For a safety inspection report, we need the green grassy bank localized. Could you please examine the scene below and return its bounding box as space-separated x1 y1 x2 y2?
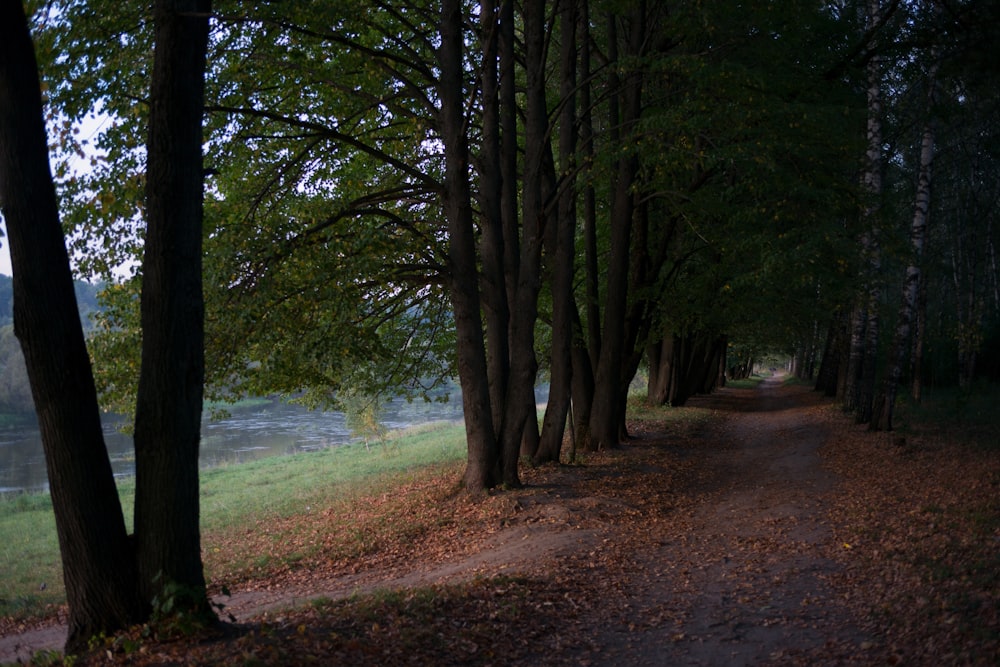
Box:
0 420 467 620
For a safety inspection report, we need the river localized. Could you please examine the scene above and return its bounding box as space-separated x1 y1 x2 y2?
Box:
0 396 466 494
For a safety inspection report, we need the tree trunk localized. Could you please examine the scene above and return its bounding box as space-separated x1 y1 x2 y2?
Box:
497 0 548 486
814 312 843 396
871 59 937 431
848 0 885 422
910 272 926 402
477 0 511 437
0 5 146 651
647 337 672 405
440 0 500 492
589 6 644 449
571 304 597 452
579 0 601 372
537 0 578 464
133 0 213 613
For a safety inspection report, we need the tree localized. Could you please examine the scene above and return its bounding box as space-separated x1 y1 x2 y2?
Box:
585 3 647 450
535 0 579 464
0 2 146 650
439 0 501 492
132 0 214 612
0 0 214 650
870 44 938 431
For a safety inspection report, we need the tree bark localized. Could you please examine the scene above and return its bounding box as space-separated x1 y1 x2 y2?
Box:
133 0 213 613
871 57 937 431
846 0 884 421
537 0 579 464
0 4 146 651
910 272 926 401
589 6 644 449
477 0 511 437
579 0 601 373
814 312 843 396
440 0 501 493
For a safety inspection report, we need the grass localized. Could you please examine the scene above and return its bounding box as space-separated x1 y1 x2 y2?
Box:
726 375 765 389
0 420 467 620
625 393 716 427
0 494 62 616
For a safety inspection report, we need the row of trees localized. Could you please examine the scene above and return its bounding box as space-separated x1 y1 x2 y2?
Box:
804 0 1000 431
2 0 996 653
46 0 863 485
1 0 213 651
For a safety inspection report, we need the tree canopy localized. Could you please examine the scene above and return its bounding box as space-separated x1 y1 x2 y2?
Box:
25 0 1000 471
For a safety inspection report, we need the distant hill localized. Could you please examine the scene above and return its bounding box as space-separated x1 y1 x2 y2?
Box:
0 274 102 330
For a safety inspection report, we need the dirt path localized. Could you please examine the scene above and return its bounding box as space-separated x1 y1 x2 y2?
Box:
586 374 873 666
2 375 877 665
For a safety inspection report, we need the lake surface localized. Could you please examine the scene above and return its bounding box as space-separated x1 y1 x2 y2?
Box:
0 397 465 494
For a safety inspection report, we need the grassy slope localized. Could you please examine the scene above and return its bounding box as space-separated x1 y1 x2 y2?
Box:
0 421 467 619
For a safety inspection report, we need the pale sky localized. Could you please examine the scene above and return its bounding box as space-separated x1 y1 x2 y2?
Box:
0 224 10 276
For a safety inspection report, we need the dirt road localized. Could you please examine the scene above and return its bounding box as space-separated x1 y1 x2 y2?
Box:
586 374 874 665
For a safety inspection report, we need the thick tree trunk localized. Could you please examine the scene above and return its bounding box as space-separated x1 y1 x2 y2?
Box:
589 7 644 449
133 0 213 613
498 0 548 485
0 5 146 652
537 0 578 464
477 0 511 436
647 337 672 405
440 0 500 493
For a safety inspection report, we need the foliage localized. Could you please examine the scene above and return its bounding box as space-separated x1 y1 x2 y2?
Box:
635 0 862 348
341 390 389 452
147 573 220 639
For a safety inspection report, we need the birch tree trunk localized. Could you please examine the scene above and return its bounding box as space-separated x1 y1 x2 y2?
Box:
846 0 884 422
871 76 936 430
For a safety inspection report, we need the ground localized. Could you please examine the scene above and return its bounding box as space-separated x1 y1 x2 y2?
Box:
2 375 998 665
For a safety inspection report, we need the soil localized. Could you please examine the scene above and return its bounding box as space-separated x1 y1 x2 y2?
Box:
2 374 997 665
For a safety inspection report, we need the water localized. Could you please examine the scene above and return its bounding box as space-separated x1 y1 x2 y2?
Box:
0 397 465 494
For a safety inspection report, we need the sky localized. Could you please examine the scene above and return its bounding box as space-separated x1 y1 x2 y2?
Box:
0 231 10 276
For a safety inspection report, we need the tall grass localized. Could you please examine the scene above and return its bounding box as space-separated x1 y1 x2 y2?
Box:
0 421 467 620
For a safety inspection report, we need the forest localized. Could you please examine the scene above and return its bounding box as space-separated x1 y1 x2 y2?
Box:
0 0 998 658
